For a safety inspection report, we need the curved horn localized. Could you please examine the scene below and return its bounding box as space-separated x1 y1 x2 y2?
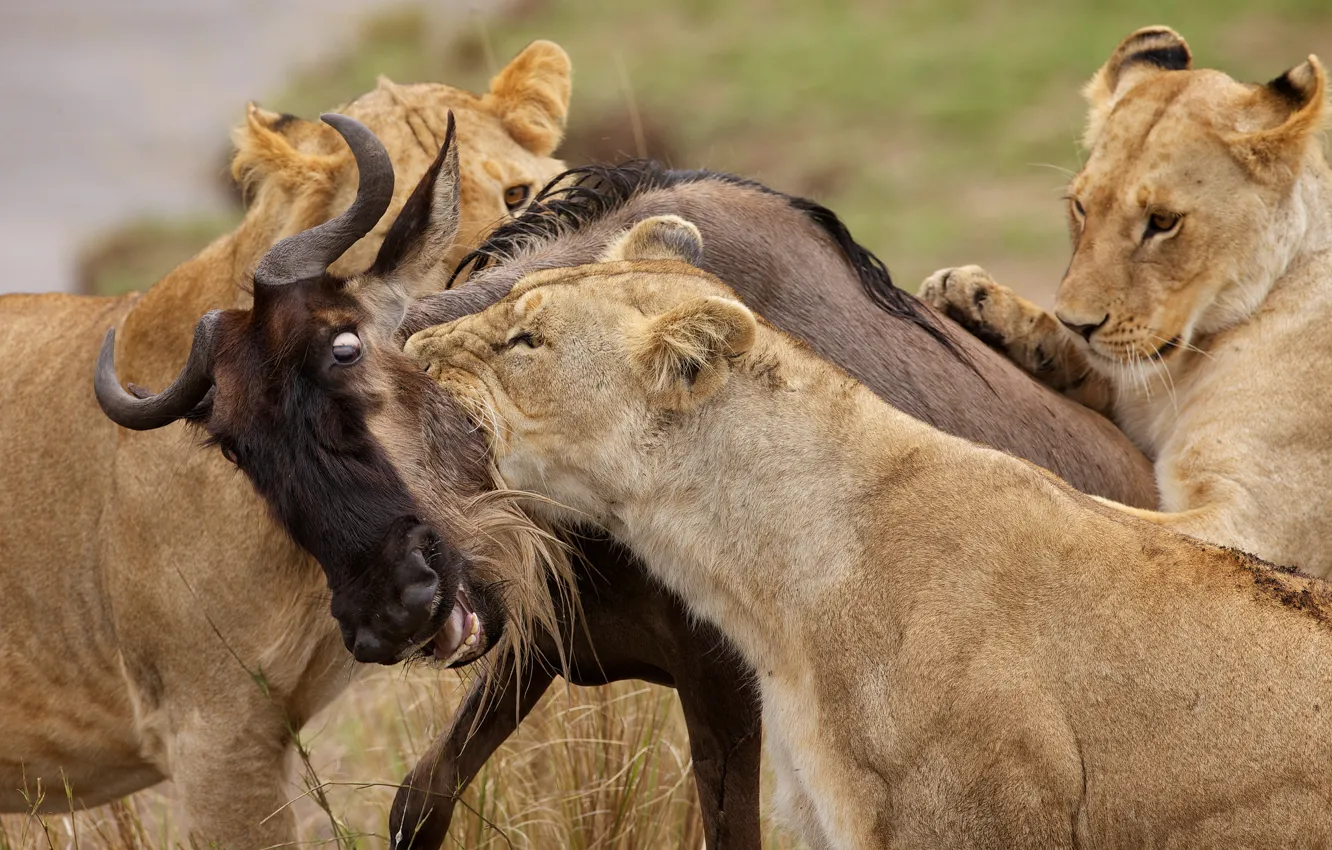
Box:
94 310 221 430
398 280 516 341
253 113 396 288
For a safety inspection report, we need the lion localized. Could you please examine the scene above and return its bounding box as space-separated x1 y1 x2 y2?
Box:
917 26 1332 578
0 41 570 846
407 214 1332 849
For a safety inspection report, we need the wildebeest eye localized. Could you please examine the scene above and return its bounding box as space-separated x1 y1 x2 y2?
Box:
504 184 531 212
332 331 363 365
219 441 240 466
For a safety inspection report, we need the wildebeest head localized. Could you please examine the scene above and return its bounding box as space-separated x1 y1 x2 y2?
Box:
93 114 547 666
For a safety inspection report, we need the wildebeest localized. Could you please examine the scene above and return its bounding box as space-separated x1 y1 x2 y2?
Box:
388 159 1159 849
1 42 572 847
97 114 522 667
98 117 1157 845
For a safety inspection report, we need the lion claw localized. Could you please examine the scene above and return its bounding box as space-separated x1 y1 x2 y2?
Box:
918 265 1006 331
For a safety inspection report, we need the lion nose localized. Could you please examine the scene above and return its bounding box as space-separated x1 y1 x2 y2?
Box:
1057 312 1108 342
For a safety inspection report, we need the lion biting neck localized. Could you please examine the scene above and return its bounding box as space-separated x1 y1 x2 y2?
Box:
409 215 1332 849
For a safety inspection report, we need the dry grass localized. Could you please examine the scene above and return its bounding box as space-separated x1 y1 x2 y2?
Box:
0 670 803 849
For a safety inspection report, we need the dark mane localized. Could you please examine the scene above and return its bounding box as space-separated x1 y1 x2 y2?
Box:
450 161 960 355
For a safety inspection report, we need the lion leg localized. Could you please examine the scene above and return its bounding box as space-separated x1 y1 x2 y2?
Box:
918 265 1113 413
390 650 555 849
765 736 836 850
170 712 295 848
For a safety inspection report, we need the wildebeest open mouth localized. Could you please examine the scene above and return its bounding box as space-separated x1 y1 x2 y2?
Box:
423 587 487 667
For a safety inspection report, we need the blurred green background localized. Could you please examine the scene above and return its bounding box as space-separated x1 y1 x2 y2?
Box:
80 0 1332 303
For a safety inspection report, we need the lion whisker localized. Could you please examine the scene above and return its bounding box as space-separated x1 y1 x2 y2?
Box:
1154 348 1181 416
1148 331 1214 362
1030 162 1079 179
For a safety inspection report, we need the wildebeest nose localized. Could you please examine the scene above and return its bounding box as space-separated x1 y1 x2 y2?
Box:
351 629 398 665
340 548 439 665
397 547 440 622
1057 313 1109 341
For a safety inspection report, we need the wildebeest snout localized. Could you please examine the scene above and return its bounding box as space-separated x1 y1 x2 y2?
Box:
333 518 446 665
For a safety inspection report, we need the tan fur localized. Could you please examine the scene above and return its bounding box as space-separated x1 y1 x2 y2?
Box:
919 28 1332 577
480 39 572 157
409 216 1332 848
0 43 570 847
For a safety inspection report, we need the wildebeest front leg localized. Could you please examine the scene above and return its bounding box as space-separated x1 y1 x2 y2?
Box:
393 539 764 849
557 543 763 848
672 632 763 849
389 648 555 848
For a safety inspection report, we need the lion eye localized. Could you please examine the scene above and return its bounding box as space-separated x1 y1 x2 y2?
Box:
504 185 531 212
1071 198 1086 220
332 331 363 365
505 330 541 349
1145 210 1182 239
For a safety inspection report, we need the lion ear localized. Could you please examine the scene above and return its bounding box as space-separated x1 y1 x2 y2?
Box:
241 103 317 139
635 296 756 410
1082 27 1192 147
230 102 341 200
1229 56 1327 180
484 40 572 157
601 215 705 266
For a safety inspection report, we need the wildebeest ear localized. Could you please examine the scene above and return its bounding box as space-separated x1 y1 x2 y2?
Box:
1082 27 1192 147
635 295 756 410
370 111 461 285
601 215 704 266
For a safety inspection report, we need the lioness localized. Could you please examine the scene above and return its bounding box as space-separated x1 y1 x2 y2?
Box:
408 215 1332 849
919 26 1332 577
0 42 570 845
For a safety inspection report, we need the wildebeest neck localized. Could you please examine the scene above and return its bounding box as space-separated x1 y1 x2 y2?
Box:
401 164 945 342
403 163 1156 507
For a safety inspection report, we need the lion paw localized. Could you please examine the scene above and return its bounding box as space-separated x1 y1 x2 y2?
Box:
918 265 1024 349
918 264 1002 324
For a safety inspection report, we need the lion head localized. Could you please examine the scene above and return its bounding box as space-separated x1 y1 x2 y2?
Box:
405 215 757 524
230 40 572 290
1056 26 1327 371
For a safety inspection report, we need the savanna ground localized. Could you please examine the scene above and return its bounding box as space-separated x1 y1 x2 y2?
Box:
18 0 1332 847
